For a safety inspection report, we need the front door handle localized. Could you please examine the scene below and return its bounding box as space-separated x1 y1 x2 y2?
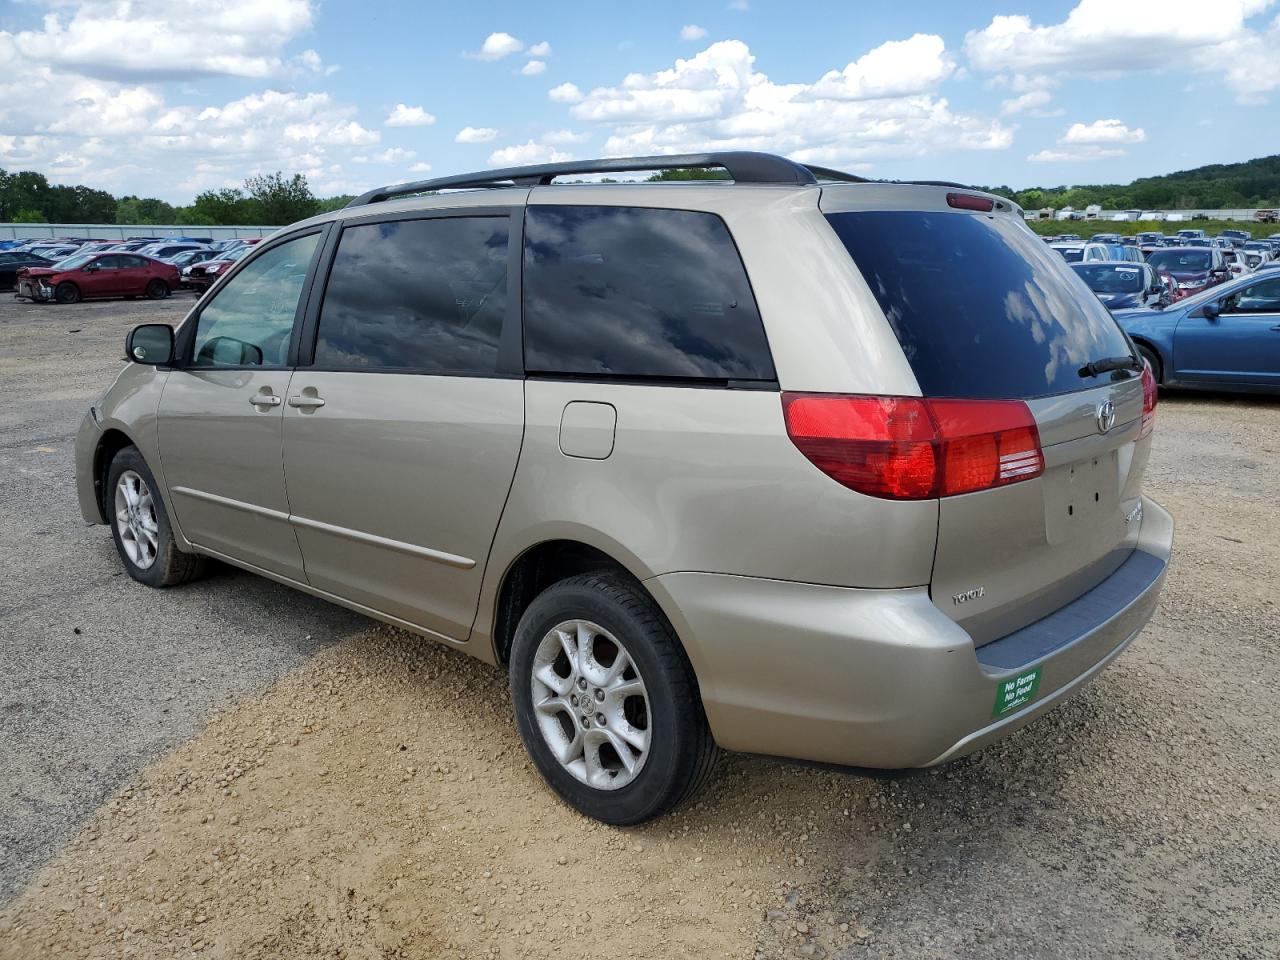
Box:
248 393 281 407
287 395 326 409
1270 324 1280 332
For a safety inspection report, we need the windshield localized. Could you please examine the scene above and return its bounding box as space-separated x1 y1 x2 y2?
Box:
1056 247 1084 263
1074 264 1144 293
826 211 1134 399
53 253 96 270
1148 250 1211 272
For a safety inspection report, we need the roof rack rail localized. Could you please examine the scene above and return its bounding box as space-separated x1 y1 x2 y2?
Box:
803 165 871 184
347 152 823 207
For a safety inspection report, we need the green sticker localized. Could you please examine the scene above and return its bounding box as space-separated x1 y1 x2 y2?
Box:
993 667 1043 717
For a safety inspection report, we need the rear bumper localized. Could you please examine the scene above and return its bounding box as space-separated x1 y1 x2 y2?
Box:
648 495 1173 769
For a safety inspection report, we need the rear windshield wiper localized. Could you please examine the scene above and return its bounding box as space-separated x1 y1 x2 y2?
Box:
1078 356 1142 379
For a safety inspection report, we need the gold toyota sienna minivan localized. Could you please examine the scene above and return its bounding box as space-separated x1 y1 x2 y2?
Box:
76 153 1173 824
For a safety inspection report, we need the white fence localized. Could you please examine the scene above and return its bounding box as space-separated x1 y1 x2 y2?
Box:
0 222 276 241
1025 208 1275 223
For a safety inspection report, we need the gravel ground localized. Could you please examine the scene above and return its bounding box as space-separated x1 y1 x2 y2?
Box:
0 294 360 902
0 295 1277 959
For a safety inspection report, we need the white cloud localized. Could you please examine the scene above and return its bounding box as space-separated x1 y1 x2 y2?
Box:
455 126 499 143
528 41 552 57
522 60 547 76
468 32 524 61
548 82 584 103
384 103 436 127
1062 119 1146 144
1028 146 1125 163
808 34 954 100
354 147 415 164
680 25 709 41
7 0 315 80
294 49 337 76
965 0 1278 102
408 162 433 174
1001 90 1050 115
542 129 590 144
0 53 382 198
1027 117 1146 162
488 141 573 166
1191 13 1280 103
557 39 1009 172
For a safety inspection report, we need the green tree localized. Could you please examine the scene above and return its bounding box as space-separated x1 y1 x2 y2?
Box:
647 168 730 181
0 170 52 221
173 205 215 226
314 195 355 214
188 188 259 225
13 208 47 223
243 171 317 225
116 196 177 224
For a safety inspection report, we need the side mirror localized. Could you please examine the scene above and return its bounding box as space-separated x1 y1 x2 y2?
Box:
195 336 263 367
1202 301 1220 321
125 323 174 365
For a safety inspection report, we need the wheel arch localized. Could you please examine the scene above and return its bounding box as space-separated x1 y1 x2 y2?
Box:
490 538 649 667
93 427 139 521
1130 335 1165 383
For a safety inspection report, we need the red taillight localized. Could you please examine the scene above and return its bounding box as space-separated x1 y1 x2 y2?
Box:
1139 361 1157 439
782 393 1045 500
946 192 995 212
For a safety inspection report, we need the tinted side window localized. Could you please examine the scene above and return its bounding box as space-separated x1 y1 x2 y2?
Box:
313 216 508 374
523 206 774 381
191 233 319 368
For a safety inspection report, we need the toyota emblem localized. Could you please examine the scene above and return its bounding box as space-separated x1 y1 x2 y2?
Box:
1096 398 1116 434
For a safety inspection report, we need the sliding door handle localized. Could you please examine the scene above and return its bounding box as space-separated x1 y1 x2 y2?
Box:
248 393 281 407
287 395 326 409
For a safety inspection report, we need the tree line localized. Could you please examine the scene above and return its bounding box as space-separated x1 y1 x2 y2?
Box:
982 154 1280 212
0 170 353 226
4 153 1277 225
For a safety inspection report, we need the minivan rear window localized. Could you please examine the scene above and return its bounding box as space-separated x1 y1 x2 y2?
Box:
826 211 1135 399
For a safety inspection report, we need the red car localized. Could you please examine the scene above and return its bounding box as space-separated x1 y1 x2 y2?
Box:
15 252 179 304
185 245 251 292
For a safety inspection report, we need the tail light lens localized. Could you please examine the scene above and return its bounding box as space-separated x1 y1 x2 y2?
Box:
1139 361 1157 439
782 393 1045 500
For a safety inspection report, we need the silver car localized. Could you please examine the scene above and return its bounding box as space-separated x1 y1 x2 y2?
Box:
75 152 1173 824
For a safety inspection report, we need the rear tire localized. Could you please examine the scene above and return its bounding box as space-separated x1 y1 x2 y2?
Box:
509 572 717 825
55 281 80 304
145 279 169 300
1136 343 1162 384
106 446 205 587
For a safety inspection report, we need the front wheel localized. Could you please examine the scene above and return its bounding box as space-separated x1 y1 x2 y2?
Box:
106 446 205 587
55 281 80 304
145 279 169 300
509 572 717 824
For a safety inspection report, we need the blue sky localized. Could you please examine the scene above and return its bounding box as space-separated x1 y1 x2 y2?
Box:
1 0 1277 202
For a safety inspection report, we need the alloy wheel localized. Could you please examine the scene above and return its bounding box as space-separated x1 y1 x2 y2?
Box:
114 469 159 570
530 619 651 790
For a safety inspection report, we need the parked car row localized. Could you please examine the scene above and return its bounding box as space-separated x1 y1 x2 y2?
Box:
6 234 266 302
1049 230 1279 313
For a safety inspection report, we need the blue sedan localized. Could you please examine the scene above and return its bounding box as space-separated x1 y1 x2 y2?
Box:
1114 272 1280 393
